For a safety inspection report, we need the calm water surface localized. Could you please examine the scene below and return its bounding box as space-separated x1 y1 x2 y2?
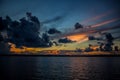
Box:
0 57 120 80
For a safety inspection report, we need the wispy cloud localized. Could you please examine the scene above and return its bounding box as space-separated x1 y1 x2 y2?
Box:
81 10 114 24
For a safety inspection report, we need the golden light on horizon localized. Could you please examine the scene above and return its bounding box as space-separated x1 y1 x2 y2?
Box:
9 42 43 53
10 43 25 53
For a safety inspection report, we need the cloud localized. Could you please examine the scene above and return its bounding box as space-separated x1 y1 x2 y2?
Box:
47 28 61 34
58 37 75 43
81 10 114 24
0 13 53 47
42 16 64 24
91 17 120 28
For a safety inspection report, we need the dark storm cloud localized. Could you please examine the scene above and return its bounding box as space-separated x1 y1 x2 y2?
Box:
47 28 61 34
58 37 75 43
0 13 54 47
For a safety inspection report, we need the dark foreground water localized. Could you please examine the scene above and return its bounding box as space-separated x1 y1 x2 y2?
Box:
0 57 120 80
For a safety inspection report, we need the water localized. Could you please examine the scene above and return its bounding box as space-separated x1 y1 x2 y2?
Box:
0 56 120 80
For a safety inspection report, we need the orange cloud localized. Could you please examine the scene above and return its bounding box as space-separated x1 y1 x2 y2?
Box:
9 42 43 53
67 34 88 43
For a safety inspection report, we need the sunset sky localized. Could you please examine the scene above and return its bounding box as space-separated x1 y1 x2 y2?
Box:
0 0 120 52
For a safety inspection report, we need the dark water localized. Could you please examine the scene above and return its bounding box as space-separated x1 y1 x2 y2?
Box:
0 57 120 80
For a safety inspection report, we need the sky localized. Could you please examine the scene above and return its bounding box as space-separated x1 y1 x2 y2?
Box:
0 0 120 29
0 0 120 51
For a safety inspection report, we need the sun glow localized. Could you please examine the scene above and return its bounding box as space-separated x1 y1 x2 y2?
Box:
67 34 88 43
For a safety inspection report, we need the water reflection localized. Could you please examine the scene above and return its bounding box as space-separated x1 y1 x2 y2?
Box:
0 57 36 80
0 57 120 80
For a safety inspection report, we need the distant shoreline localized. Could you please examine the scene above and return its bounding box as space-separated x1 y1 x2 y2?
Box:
0 54 120 57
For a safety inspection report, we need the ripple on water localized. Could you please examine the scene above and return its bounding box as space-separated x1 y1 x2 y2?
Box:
1 57 120 80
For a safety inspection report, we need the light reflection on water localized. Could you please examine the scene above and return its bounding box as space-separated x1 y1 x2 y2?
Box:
1 57 120 80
